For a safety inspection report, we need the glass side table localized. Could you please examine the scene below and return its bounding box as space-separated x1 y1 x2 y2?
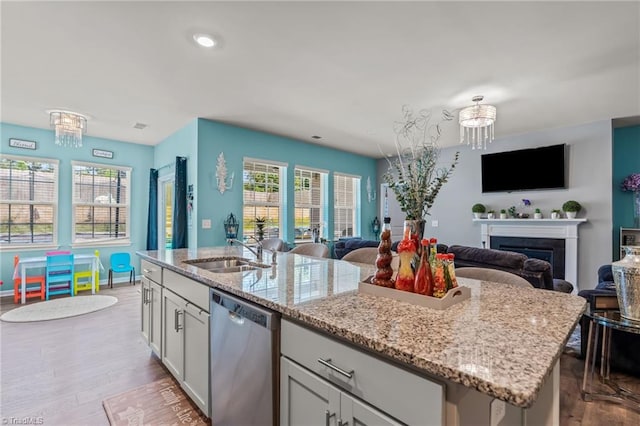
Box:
581 309 640 412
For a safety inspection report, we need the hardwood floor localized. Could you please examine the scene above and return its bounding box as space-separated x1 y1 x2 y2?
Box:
1 284 639 425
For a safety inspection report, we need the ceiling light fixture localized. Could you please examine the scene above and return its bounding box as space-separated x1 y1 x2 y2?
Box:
193 33 216 48
459 95 497 150
48 110 88 148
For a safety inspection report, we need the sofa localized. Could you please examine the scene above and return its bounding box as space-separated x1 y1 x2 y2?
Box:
333 237 448 259
578 265 640 376
446 245 573 293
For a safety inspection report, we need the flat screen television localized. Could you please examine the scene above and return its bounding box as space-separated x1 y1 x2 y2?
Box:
481 144 566 193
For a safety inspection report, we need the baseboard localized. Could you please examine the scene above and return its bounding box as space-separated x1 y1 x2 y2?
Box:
0 275 142 298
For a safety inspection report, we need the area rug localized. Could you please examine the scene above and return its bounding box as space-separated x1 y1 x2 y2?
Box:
0 295 118 323
103 377 209 426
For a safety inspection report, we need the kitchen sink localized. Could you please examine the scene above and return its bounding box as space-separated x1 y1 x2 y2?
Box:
185 257 270 273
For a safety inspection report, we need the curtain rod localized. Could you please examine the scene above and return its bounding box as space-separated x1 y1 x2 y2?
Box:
156 156 188 171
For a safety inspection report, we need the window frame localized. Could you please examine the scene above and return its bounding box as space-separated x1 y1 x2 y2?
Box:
333 172 361 239
0 154 59 251
294 166 328 243
242 158 286 241
71 160 132 247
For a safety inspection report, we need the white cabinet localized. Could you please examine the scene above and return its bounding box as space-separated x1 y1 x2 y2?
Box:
161 287 210 417
281 357 401 426
281 320 444 426
149 280 162 355
162 288 184 379
141 259 163 357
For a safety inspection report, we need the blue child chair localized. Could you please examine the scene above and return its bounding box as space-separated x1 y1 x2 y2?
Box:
46 253 75 300
109 252 135 288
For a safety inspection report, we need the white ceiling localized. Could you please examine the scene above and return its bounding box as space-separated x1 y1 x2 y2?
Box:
2 1 639 158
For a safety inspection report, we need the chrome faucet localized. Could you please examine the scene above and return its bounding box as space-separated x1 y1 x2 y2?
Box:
228 237 278 264
228 237 263 261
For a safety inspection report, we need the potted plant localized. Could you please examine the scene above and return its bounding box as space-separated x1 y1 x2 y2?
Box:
551 209 561 219
562 200 582 219
383 107 459 238
534 208 542 219
472 203 486 219
487 209 496 219
500 209 508 219
255 216 267 240
508 206 517 218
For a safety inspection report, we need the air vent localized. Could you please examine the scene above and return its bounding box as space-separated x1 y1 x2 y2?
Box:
311 135 322 139
133 122 148 130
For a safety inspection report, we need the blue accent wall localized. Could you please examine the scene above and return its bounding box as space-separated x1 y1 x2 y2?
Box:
195 119 378 248
0 123 154 292
154 119 199 248
613 125 640 259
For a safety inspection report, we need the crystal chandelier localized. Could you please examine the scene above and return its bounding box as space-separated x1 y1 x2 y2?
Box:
459 96 497 150
49 110 87 148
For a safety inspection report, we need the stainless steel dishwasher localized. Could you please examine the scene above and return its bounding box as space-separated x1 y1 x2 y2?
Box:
210 289 280 426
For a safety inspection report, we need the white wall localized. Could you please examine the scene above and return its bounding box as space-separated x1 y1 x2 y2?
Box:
378 120 613 291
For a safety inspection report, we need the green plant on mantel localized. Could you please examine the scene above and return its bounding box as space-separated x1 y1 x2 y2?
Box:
500 209 507 214
508 206 517 218
551 209 562 214
471 203 486 213
562 200 582 213
535 208 541 214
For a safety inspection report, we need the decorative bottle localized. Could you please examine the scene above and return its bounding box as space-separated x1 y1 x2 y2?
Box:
395 226 417 292
414 239 434 296
445 254 458 289
432 254 447 298
373 217 394 288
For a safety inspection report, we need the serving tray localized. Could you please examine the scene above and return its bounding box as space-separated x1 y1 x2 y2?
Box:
359 276 471 310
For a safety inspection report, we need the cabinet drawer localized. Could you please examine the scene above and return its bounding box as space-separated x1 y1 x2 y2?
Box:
164 269 209 313
281 319 444 426
141 259 163 284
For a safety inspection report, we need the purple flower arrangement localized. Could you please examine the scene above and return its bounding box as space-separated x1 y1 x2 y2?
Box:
621 173 640 192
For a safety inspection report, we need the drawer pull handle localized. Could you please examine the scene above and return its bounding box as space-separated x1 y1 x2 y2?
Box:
318 358 354 379
143 268 154 274
325 410 336 426
339 420 349 426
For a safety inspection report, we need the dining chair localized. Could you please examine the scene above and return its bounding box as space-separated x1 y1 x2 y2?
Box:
261 238 285 252
455 267 533 288
341 247 379 264
109 252 135 288
13 255 46 303
74 250 100 295
46 253 75 300
288 243 330 258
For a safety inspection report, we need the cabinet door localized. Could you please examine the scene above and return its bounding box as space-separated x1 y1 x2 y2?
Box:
141 277 150 344
280 357 339 426
149 280 163 356
182 302 210 417
162 289 184 380
340 393 403 426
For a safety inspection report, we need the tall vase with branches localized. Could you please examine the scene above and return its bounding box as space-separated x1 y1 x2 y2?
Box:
383 106 460 239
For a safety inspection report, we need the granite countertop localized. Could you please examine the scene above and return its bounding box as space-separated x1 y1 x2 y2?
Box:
137 246 586 409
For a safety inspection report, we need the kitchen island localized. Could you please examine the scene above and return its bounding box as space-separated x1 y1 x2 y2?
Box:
137 246 586 425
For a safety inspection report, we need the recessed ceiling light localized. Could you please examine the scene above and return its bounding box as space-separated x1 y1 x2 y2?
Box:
193 33 216 48
311 135 322 139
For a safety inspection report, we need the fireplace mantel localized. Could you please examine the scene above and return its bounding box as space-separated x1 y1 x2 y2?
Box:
473 218 588 290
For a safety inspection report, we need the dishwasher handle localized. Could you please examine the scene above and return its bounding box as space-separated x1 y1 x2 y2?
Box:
211 290 278 330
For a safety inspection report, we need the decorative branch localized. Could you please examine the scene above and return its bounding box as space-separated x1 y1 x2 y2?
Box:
215 152 234 194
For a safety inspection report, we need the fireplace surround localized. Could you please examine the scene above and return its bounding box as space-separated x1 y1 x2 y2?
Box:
476 218 587 290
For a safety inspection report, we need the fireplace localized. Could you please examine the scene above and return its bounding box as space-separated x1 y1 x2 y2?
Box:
477 218 586 291
490 236 566 279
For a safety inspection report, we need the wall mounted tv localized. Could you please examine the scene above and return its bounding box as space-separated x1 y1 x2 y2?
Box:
481 143 566 193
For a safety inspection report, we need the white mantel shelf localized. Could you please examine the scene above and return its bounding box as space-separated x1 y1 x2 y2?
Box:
472 218 588 224
473 217 588 291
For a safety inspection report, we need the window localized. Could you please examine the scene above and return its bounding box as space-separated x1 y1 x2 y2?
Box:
0 155 58 248
334 173 360 239
72 161 131 245
294 167 327 242
243 159 285 240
